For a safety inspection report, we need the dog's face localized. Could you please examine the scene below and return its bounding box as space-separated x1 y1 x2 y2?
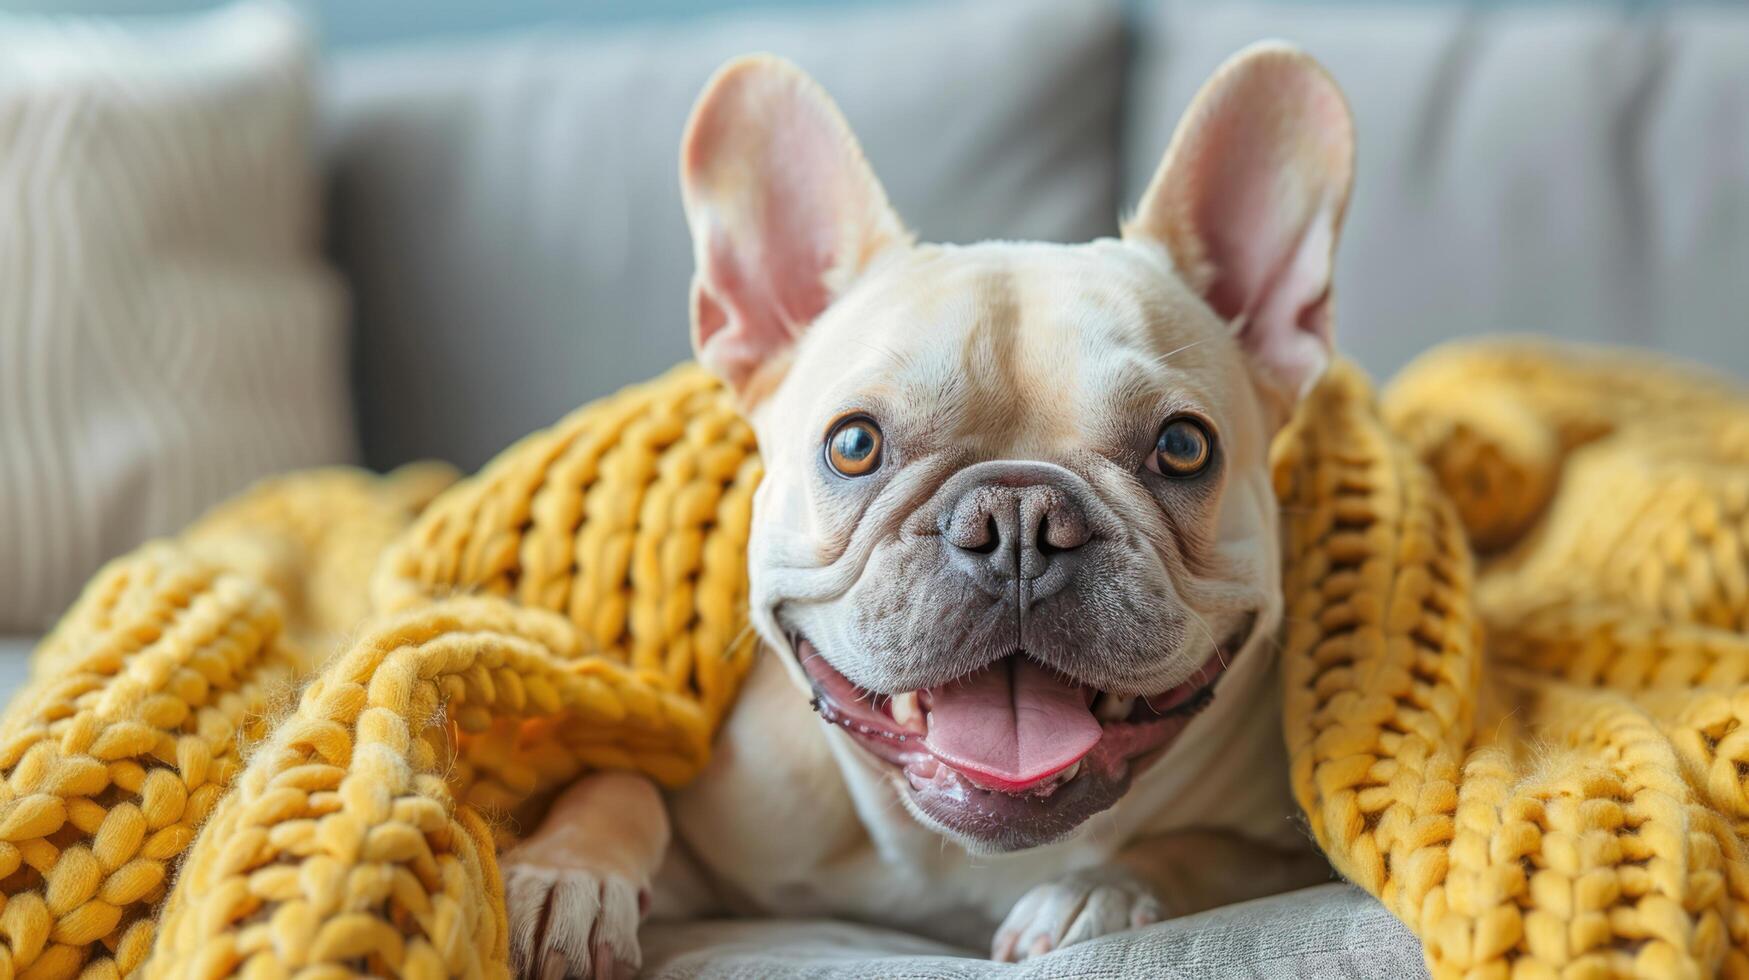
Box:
680 46 1353 853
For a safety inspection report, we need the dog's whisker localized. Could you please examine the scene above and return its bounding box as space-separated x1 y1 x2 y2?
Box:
1183 606 1228 672
727 622 759 655
845 336 908 371
1148 335 1217 369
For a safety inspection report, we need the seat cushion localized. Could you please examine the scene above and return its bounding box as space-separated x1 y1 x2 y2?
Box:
1127 2 1749 382
640 883 1427 979
323 0 1126 471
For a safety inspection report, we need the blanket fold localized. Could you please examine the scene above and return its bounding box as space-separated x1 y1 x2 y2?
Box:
1282 342 1749 979
0 340 1743 978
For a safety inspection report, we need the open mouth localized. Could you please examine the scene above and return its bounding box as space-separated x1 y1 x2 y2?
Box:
790 630 1242 849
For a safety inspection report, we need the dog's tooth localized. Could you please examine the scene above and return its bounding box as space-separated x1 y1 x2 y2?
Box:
890 691 923 730
1060 761 1080 782
1096 695 1136 722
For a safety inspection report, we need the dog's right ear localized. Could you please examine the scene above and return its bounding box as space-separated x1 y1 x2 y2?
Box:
681 55 909 406
1125 43 1354 426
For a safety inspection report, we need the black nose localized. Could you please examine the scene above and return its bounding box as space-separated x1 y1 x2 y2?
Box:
943 469 1093 601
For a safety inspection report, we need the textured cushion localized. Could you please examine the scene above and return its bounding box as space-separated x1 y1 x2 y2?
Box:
0 1 355 631
1127 2 1749 382
640 883 1427 979
323 0 1125 471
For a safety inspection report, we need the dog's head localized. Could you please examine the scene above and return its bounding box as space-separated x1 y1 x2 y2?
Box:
680 45 1353 853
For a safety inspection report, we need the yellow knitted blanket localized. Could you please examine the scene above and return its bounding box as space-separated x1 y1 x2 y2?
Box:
1 339 1744 978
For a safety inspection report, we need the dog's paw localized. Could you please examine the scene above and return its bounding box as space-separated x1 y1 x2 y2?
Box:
504 862 647 980
991 867 1164 963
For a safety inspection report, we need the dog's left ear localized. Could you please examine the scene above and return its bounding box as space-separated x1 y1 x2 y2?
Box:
1125 43 1354 420
681 55 909 407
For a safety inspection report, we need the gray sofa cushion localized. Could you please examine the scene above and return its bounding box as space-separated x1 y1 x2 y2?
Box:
323 0 1125 471
1128 1 1749 382
641 883 1427 979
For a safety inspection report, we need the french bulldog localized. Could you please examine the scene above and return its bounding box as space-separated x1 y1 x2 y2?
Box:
504 40 1356 979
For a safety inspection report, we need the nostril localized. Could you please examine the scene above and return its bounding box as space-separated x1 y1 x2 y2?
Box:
965 515 1000 555
1037 513 1061 556
1040 507 1091 553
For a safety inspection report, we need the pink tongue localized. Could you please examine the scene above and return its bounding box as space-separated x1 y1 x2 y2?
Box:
923 658 1102 792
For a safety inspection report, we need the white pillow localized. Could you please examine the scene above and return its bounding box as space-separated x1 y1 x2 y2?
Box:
0 1 355 631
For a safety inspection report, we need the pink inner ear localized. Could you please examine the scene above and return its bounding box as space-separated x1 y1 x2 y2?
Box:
755 113 840 331
1245 193 1341 395
1190 79 1348 334
692 275 727 340
681 59 903 395
1132 47 1353 405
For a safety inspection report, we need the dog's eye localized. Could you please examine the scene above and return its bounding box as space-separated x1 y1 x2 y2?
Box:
1149 417 1212 478
826 416 883 477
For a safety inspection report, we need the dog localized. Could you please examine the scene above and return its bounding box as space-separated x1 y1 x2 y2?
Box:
503 41 1356 979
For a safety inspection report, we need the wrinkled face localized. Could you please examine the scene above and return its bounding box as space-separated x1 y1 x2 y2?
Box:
680 48 1353 852
748 242 1282 848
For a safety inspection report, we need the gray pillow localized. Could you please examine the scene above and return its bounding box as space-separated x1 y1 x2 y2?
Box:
1128 1 1749 382
324 0 1125 471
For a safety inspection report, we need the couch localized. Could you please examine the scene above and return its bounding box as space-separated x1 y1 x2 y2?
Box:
2 0 1746 974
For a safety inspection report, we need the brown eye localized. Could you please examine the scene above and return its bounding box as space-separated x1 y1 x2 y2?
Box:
826 416 883 477
1150 417 1212 478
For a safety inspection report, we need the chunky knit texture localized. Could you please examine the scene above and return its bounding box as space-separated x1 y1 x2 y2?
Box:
0 464 453 979
1282 341 1749 978
1 342 1743 977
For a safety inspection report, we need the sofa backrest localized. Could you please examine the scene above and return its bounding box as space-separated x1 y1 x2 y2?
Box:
323 0 1126 471
325 0 1749 472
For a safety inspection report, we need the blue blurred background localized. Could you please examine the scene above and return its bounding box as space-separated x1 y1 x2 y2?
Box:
21 0 917 43
6 0 1726 46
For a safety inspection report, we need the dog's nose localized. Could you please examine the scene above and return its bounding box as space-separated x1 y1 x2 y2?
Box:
942 466 1093 600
